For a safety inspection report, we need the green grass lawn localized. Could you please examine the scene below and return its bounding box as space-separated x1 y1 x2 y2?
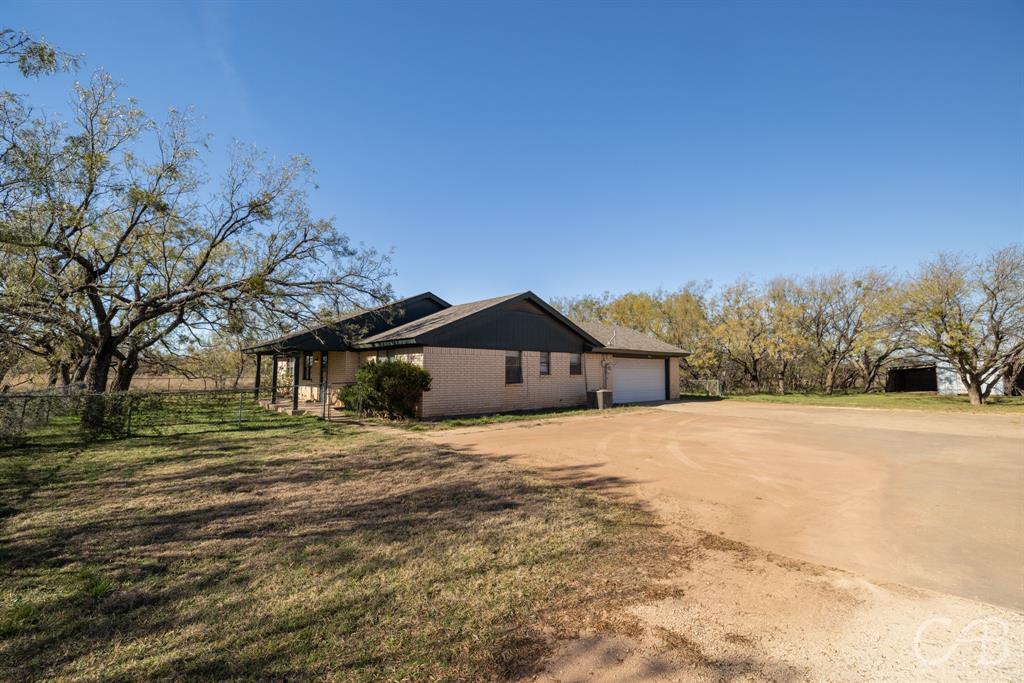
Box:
695 391 1024 413
0 412 677 680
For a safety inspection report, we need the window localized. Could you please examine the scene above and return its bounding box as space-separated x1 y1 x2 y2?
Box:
505 350 522 384
539 351 550 375
302 352 314 381
569 352 582 375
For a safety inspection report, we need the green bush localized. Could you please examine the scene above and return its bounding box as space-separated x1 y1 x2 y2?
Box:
341 359 431 419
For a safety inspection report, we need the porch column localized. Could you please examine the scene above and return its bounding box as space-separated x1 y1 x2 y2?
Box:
253 353 262 400
269 354 278 404
318 351 326 401
292 350 301 411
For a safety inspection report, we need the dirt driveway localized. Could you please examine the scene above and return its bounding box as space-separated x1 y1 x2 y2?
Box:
425 401 1024 611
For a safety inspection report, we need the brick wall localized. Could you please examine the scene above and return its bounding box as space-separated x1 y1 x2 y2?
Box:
418 348 611 418
283 347 677 415
668 358 680 399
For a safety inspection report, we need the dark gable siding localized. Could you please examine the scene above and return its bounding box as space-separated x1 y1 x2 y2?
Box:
419 299 589 353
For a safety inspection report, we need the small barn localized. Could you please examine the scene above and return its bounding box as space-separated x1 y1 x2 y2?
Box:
885 362 1007 396
885 364 938 392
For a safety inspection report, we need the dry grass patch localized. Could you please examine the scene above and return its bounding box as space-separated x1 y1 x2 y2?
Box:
1 419 678 681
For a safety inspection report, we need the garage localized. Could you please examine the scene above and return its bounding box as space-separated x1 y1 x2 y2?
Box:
612 357 666 403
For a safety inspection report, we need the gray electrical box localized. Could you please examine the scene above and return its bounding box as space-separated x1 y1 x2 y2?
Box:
587 389 613 409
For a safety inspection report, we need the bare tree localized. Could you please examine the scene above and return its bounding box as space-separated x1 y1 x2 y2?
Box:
903 246 1024 405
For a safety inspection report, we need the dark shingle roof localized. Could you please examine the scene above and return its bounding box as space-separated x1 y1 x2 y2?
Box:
356 293 525 345
243 292 449 353
574 320 687 356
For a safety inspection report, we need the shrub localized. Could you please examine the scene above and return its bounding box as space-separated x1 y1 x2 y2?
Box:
342 359 431 419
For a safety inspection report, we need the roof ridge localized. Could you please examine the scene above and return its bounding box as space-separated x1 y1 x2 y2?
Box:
244 292 446 351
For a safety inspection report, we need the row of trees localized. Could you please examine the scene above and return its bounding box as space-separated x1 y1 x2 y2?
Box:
555 245 1024 405
0 30 392 405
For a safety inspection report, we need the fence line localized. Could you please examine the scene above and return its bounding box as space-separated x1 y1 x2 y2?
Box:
680 378 722 397
0 387 283 446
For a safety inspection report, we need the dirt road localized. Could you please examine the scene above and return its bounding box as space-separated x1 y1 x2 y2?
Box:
423 401 1024 680
426 401 1023 611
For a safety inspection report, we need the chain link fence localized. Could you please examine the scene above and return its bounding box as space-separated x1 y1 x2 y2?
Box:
680 378 722 397
0 387 280 446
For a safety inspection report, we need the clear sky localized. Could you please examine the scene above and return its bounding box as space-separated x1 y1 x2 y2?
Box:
5 0 1022 304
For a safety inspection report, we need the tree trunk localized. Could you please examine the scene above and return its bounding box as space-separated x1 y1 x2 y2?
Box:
84 349 114 393
749 357 761 393
823 365 837 395
966 377 984 405
112 350 140 392
862 364 880 393
72 357 90 385
81 346 116 430
1002 364 1022 396
775 358 788 395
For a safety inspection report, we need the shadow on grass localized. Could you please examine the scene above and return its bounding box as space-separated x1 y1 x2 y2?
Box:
0 424 686 680
1 414 806 681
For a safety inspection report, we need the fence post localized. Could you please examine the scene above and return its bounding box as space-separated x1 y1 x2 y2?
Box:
19 397 28 435
321 381 327 420
238 391 244 429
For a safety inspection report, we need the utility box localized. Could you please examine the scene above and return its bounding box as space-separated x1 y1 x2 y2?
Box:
587 389 613 410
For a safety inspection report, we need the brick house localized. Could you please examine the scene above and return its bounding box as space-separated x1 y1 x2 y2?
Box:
245 291 686 418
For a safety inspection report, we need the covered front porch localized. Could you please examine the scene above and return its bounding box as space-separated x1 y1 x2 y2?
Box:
246 347 365 415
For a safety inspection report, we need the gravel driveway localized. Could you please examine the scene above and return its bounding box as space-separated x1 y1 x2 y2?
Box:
426 401 1024 610
424 401 1024 680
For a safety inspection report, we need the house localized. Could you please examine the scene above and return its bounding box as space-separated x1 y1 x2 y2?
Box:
244 291 686 418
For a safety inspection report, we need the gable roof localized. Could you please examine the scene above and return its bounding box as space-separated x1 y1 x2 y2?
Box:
356 291 604 349
244 292 450 354
574 320 688 356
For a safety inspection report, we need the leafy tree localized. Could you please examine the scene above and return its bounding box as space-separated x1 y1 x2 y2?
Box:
604 292 663 335
0 28 78 78
796 271 892 395
711 279 771 391
903 246 1024 405
0 72 392 406
850 272 910 392
550 293 611 323
763 278 808 394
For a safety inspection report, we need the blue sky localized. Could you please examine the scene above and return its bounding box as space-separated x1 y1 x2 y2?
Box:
6 0 1022 304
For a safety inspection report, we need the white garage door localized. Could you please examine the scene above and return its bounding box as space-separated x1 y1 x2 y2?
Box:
613 357 665 403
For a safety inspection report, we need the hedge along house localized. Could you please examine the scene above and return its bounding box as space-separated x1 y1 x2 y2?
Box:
244 291 686 418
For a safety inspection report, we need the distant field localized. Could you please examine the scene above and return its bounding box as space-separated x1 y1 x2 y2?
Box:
695 392 1024 413
4 374 256 392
